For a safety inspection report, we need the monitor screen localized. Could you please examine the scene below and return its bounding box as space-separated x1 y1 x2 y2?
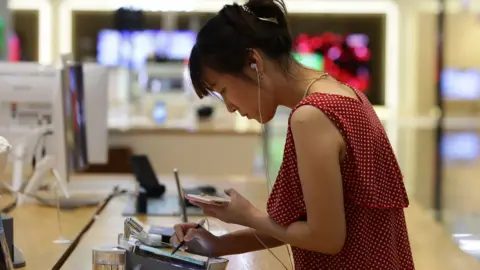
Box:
293 33 371 93
441 68 480 100
441 132 480 162
96 29 196 68
63 63 88 173
97 29 122 67
164 31 196 60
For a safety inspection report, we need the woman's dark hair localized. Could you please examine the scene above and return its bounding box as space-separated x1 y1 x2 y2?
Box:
189 0 292 98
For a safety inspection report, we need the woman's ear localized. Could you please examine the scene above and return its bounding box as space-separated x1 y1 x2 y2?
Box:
246 48 265 75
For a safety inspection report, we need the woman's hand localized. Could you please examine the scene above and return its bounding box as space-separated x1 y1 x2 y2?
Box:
170 223 222 257
188 189 263 227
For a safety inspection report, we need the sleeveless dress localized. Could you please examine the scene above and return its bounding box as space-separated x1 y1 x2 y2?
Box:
266 88 414 269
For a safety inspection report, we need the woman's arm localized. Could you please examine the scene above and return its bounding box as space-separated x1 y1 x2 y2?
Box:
215 228 285 256
246 105 347 255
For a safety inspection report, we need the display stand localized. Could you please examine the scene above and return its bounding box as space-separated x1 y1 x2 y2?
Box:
18 155 69 206
9 125 53 192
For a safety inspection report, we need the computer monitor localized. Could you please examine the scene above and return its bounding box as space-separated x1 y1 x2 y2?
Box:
58 62 89 180
0 62 108 165
0 63 61 190
20 63 88 203
0 62 56 104
82 63 108 165
16 63 105 209
13 66 71 202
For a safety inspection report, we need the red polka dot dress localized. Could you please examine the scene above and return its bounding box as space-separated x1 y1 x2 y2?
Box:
266 88 414 269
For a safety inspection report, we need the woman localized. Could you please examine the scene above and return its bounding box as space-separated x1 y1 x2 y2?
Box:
171 0 414 269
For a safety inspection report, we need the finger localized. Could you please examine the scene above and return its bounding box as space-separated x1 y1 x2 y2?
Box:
189 200 214 209
224 188 236 196
189 200 224 209
172 224 184 243
188 200 202 207
184 228 202 242
173 223 196 242
170 233 180 247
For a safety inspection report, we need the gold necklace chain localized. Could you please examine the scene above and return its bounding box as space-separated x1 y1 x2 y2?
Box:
303 73 329 99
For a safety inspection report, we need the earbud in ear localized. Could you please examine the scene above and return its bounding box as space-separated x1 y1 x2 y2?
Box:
250 63 258 71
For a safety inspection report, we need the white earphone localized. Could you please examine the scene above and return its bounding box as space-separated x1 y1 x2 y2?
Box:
250 62 271 192
248 61 292 270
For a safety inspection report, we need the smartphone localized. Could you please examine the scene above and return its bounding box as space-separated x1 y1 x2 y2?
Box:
185 194 230 205
0 216 14 270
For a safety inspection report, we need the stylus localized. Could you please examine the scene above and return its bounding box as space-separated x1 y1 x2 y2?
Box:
171 218 206 255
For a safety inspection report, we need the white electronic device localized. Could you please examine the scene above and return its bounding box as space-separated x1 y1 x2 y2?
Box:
184 194 231 205
0 62 56 103
18 62 102 208
0 62 109 191
83 63 109 164
0 62 57 126
0 63 60 191
0 61 109 165
18 64 88 204
0 62 104 208
17 67 71 203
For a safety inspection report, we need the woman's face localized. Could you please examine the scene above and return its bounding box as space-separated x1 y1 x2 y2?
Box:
202 66 277 124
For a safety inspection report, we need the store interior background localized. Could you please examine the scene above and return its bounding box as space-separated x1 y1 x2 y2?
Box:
3 0 480 264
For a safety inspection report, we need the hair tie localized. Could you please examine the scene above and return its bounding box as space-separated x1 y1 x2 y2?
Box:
241 5 279 24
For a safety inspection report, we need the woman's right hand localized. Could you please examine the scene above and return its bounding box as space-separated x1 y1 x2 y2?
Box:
170 223 222 257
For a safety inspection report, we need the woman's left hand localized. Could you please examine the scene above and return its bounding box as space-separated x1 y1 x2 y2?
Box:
188 189 262 227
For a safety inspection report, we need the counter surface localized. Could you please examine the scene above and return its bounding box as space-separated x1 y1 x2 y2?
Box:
63 175 480 270
0 174 479 270
0 194 98 270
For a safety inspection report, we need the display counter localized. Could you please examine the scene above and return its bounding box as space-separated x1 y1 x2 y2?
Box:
0 174 479 269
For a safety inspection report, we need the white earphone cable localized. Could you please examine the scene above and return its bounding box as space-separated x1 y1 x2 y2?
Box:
255 67 293 270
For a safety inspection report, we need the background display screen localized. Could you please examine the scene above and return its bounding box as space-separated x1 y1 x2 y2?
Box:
293 33 371 93
97 29 196 69
441 68 480 100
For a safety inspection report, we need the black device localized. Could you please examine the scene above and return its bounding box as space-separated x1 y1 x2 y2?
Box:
196 106 214 120
0 216 25 269
135 188 149 214
130 155 166 198
0 215 12 270
124 156 219 216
